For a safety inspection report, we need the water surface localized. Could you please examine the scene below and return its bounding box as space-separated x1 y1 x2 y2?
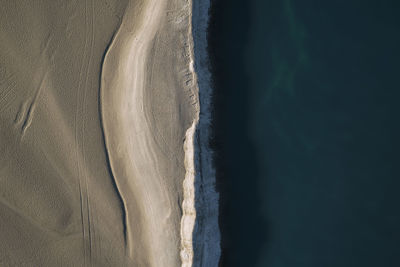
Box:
209 1 400 266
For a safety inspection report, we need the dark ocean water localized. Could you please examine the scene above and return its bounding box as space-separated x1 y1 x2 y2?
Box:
208 1 400 266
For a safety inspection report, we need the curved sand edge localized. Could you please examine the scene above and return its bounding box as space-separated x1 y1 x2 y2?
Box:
100 0 207 266
181 120 198 267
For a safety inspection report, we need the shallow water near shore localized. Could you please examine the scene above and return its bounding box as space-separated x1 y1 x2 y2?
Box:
209 1 400 266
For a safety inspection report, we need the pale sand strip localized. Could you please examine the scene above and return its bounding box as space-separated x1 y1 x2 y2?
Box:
101 0 170 265
101 0 199 266
179 3 199 266
181 121 197 267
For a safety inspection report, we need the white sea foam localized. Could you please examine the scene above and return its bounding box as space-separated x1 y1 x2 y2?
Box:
180 0 221 266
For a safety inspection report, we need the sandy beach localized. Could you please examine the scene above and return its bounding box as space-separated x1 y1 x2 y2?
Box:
0 0 218 266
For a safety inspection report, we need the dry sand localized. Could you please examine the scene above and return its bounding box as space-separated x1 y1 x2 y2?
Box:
0 0 209 266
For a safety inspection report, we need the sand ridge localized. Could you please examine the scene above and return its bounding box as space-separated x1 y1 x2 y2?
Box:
100 0 202 265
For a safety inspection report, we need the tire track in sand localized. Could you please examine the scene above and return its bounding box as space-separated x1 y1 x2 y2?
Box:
73 0 92 264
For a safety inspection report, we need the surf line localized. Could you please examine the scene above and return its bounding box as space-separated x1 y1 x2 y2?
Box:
180 0 221 266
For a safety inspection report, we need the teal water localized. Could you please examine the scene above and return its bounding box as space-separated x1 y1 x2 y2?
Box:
209 1 400 266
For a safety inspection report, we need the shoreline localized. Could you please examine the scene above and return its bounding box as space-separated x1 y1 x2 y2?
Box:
190 0 221 266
